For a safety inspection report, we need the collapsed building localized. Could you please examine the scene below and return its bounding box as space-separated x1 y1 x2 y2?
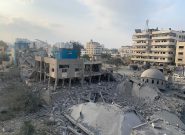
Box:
35 56 105 90
2 38 185 135
65 102 143 135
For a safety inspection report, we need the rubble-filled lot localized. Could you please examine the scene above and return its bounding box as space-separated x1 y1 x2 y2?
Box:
0 50 185 135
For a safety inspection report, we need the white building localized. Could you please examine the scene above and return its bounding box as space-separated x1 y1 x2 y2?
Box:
119 46 132 57
80 48 87 56
131 28 185 65
141 68 167 90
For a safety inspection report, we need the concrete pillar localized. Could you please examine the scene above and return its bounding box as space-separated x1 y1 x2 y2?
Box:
98 75 101 82
48 76 51 90
44 63 46 83
81 77 84 87
40 61 42 82
108 73 110 82
62 79 65 87
54 78 58 90
69 78 71 90
89 76 92 84
90 64 92 85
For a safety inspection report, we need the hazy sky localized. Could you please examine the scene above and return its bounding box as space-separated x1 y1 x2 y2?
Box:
0 0 185 48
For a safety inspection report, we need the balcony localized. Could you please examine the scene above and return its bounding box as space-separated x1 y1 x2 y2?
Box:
132 37 150 41
132 53 149 56
152 36 176 40
151 48 174 52
133 31 149 36
132 42 149 46
131 57 172 63
132 48 148 51
151 42 176 46
149 53 174 57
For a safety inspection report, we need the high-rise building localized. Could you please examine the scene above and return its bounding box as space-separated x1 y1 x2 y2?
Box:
85 40 104 60
175 41 185 66
131 28 185 65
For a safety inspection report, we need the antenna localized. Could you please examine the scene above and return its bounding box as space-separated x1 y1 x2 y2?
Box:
146 19 149 32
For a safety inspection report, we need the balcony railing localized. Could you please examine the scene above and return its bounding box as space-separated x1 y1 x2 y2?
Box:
132 48 148 51
152 36 176 40
132 42 149 46
151 48 174 51
132 37 150 41
151 42 176 46
131 57 172 63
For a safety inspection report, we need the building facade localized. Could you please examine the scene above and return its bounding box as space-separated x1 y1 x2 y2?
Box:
175 41 185 66
35 56 103 90
119 46 132 57
80 49 87 56
85 40 104 60
131 28 185 65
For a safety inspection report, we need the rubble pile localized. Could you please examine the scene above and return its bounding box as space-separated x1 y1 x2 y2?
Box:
0 49 185 135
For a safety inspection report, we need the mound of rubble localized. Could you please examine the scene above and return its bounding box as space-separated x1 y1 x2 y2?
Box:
117 79 160 101
65 102 142 135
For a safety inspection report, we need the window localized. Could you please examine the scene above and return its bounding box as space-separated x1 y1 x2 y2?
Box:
62 69 67 72
59 65 69 68
52 68 54 72
152 80 154 84
146 79 148 83
157 81 159 84
179 46 184 49
161 81 163 85
178 52 183 55
75 68 80 72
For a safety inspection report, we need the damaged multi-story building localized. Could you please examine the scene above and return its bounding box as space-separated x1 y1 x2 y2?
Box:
34 43 108 90
131 28 185 65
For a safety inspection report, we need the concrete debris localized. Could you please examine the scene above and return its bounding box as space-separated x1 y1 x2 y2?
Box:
66 102 142 135
1 48 185 135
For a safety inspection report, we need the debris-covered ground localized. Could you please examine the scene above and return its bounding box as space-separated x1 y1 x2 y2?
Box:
0 50 185 135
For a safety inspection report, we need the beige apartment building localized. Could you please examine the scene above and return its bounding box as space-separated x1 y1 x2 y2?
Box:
119 46 133 57
85 40 104 60
131 28 185 65
175 41 185 66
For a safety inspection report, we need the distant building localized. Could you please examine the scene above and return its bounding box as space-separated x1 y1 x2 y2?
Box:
109 48 120 58
119 46 132 57
175 41 185 66
80 49 87 56
85 40 104 60
131 28 185 65
0 42 7 56
102 48 111 54
52 42 79 60
14 38 30 50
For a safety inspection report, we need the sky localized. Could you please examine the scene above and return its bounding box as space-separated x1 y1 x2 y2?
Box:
0 0 185 48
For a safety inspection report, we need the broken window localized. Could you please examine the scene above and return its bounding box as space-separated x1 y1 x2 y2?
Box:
62 69 67 72
75 68 80 72
157 81 159 84
59 65 69 68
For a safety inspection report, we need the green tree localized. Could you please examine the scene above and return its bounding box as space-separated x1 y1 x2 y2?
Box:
81 54 90 60
101 53 111 60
